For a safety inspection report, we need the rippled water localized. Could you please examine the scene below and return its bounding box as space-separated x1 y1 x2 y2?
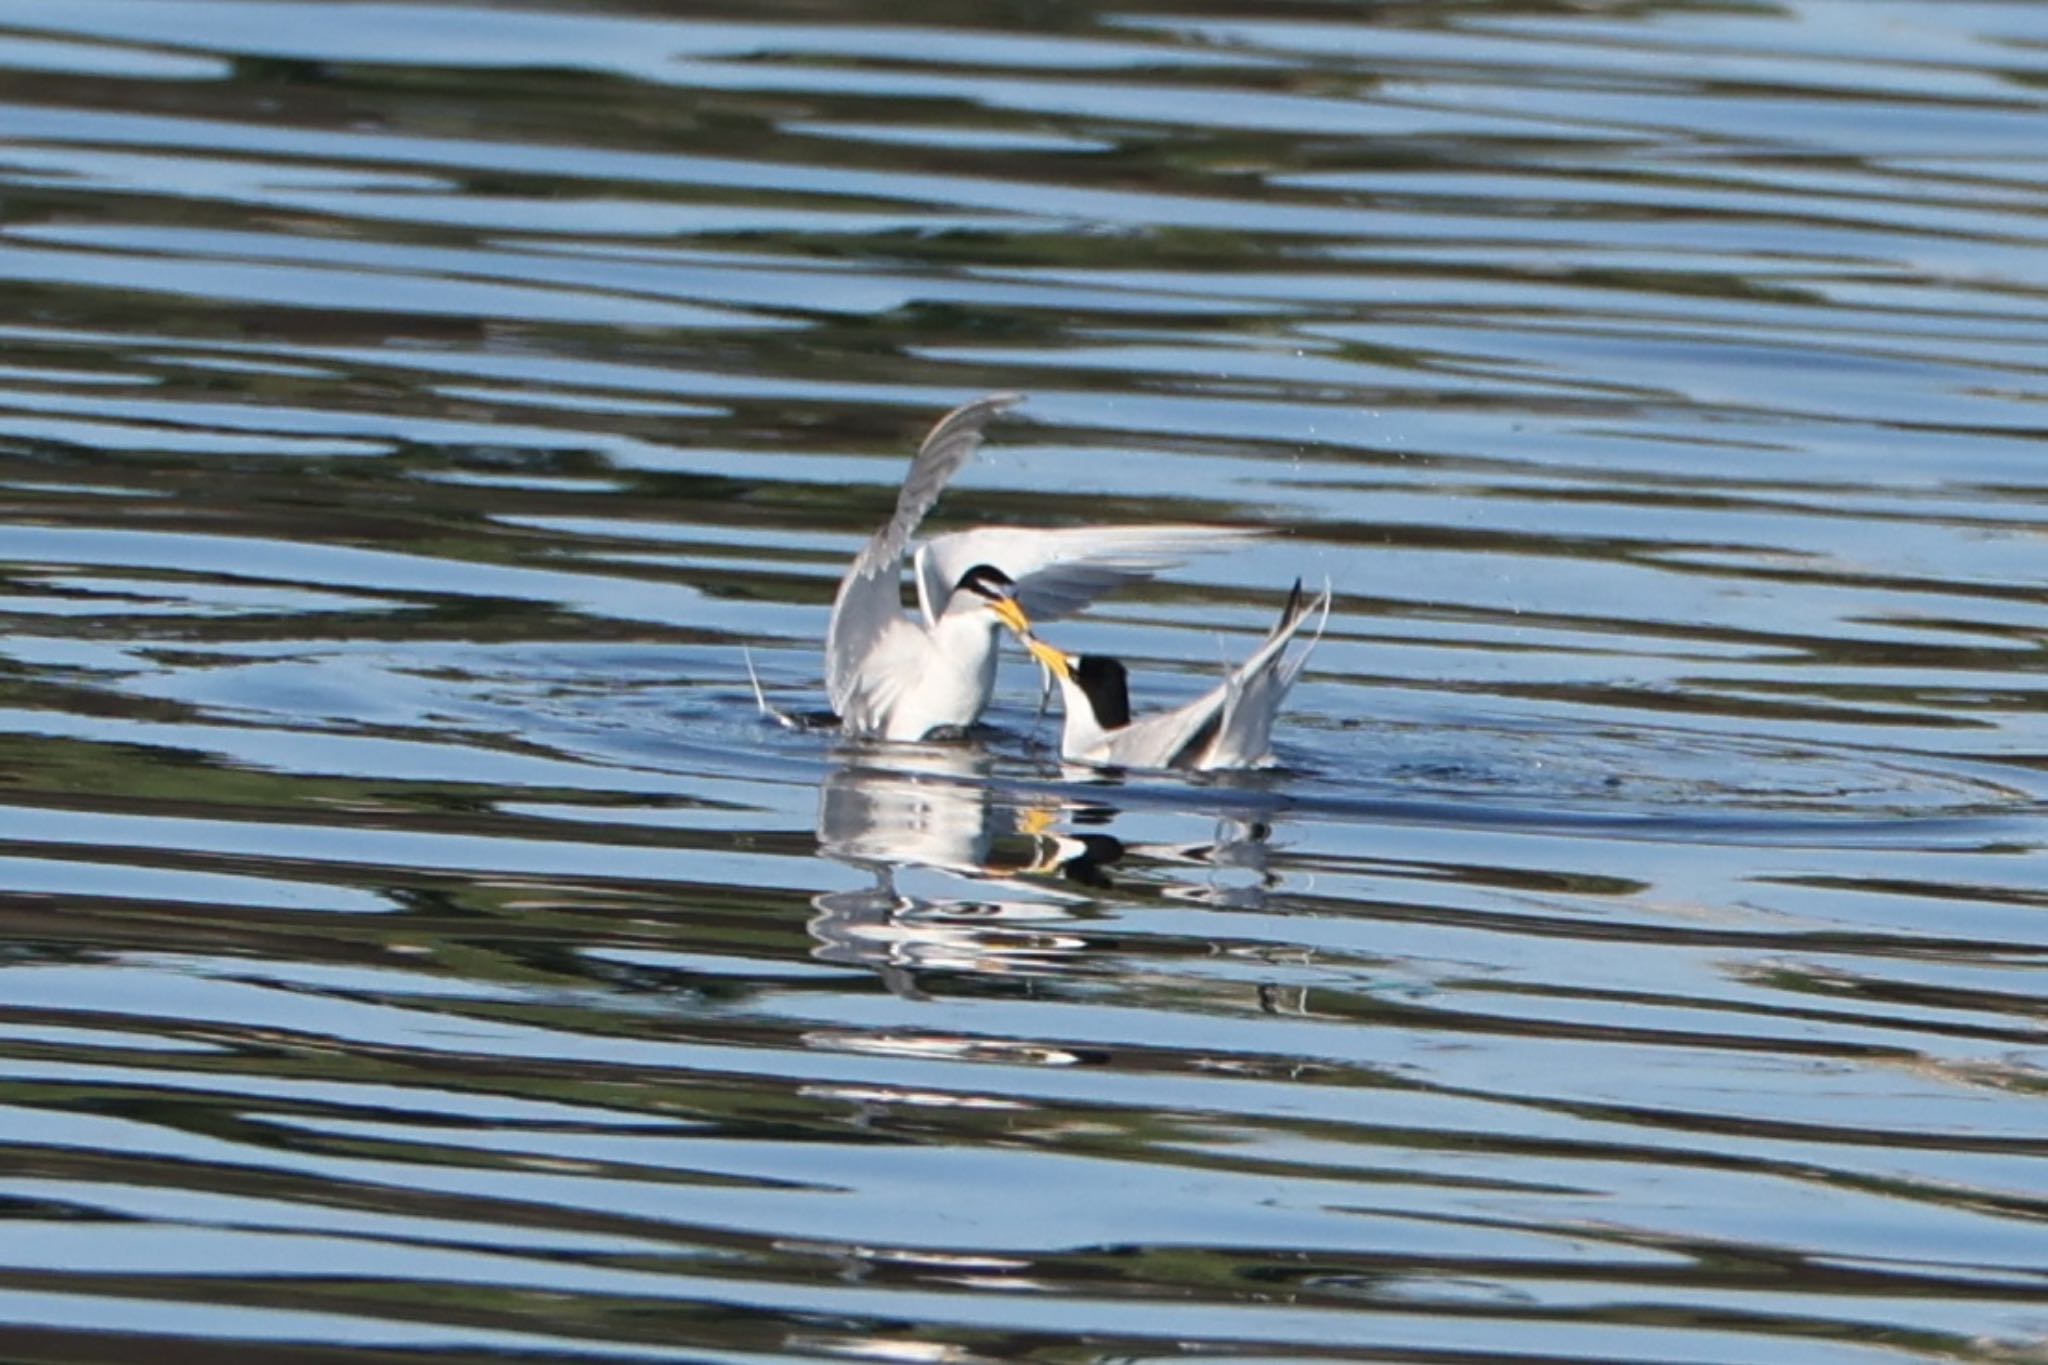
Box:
2 1 2048 1360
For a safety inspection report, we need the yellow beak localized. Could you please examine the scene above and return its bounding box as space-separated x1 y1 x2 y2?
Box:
1023 634 1073 683
990 595 1032 636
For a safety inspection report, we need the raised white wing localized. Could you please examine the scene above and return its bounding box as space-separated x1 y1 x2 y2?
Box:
913 524 1267 629
824 393 1022 719
1094 579 1329 770
1206 579 1331 769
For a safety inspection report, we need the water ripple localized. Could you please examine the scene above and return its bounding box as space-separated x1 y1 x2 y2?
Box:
1 1 2046 1362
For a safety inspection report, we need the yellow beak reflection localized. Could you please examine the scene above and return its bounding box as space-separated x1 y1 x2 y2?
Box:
1023 634 1073 683
990 595 1031 636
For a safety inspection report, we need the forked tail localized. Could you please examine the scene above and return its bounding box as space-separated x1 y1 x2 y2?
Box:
743 647 807 731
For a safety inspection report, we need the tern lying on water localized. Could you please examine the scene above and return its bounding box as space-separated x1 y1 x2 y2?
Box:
810 392 1261 741
1021 579 1331 771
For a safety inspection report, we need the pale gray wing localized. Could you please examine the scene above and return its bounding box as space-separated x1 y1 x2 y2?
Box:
1105 682 1231 770
829 615 925 735
914 524 1266 629
825 393 1023 714
1207 580 1331 768
1274 579 1333 693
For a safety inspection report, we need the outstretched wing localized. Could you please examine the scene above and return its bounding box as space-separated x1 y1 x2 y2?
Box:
1069 581 1328 771
913 524 1267 629
824 393 1023 717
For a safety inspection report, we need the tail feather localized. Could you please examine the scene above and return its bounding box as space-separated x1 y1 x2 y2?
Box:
744 647 808 731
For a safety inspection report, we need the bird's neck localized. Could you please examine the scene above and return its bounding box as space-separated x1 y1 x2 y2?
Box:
1056 675 1117 754
931 608 1003 687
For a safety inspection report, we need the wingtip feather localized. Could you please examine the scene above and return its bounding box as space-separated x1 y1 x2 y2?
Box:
922 392 1025 447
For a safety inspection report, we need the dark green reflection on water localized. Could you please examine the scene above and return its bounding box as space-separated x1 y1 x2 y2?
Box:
1 0 2047 1361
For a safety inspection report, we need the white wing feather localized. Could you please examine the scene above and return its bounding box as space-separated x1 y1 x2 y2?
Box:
1082 580 1330 770
825 393 1022 721
1105 689 1231 770
1205 581 1330 768
914 524 1267 629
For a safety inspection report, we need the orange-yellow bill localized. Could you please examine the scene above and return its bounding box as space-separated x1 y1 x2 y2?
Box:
990 596 1031 635
1023 634 1073 683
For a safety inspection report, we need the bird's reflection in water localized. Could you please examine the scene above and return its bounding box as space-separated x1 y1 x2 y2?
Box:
1133 811 1277 912
809 742 1279 995
810 742 1102 996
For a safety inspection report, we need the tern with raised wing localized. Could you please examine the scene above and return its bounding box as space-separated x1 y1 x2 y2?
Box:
816 393 1259 741
1021 579 1330 770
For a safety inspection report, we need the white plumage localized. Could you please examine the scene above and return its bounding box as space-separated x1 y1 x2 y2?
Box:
821 393 1261 740
1026 580 1331 771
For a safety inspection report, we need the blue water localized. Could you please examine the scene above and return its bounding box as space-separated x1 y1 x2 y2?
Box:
1 1 2047 1360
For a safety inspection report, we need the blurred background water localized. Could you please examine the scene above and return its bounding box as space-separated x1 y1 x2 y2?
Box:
2 0 2047 1361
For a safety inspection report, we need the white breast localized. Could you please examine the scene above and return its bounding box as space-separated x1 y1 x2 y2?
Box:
872 612 1003 740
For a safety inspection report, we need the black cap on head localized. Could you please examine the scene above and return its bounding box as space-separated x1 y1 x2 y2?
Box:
952 563 1016 600
1072 655 1130 730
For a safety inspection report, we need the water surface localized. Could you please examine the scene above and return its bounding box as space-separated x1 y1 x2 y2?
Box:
2 1 2047 1361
